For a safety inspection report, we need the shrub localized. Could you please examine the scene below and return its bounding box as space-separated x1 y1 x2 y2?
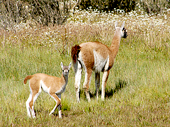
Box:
0 0 76 28
139 0 170 14
78 0 136 13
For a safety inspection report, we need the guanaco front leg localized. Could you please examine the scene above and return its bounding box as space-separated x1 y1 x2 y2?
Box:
49 93 61 118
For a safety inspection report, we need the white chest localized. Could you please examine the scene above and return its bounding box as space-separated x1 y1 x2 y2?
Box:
55 84 66 95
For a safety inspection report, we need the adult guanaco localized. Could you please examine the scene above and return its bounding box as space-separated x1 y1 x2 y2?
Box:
71 21 127 102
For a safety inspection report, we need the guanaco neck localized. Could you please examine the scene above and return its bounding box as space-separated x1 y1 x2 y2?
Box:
109 31 121 59
61 74 68 85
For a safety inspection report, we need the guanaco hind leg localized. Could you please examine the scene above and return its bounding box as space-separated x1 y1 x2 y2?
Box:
101 70 110 101
74 61 82 102
26 93 32 117
26 87 41 118
83 68 92 102
95 72 100 100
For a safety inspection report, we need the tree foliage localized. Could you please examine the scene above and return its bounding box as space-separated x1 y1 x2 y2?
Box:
139 0 170 14
0 0 169 28
78 0 136 12
0 0 73 28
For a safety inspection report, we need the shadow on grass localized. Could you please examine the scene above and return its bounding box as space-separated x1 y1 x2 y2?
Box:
105 79 128 98
80 79 128 99
113 79 128 93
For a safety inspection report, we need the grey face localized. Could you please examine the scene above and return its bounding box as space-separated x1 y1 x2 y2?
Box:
61 62 71 76
62 66 69 76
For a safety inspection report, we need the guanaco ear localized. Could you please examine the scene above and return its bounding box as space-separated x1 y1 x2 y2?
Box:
68 62 72 69
61 62 64 69
121 21 125 30
115 21 118 29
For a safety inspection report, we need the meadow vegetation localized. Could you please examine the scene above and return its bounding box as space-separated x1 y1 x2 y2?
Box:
0 6 170 126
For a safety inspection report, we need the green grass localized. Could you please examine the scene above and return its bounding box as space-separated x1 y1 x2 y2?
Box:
1 41 169 126
0 11 170 126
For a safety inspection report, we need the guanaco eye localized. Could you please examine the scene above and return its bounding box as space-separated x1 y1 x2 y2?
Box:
63 70 69 73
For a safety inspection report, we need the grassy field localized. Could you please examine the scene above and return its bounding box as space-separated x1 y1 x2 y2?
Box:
0 9 170 126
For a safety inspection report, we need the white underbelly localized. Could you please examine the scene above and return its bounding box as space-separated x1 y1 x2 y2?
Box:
78 50 109 72
93 50 109 72
40 80 50 93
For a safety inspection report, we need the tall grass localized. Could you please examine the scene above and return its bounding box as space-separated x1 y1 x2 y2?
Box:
0 9 170 126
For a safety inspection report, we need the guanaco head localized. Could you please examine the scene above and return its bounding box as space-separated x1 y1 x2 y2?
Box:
115 21 128 38
61 62 72 76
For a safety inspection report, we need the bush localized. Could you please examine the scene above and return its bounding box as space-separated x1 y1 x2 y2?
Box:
0 0 76 28
78 0 136 13
139 0 170 14
78 0 170 14
25 0 69 25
